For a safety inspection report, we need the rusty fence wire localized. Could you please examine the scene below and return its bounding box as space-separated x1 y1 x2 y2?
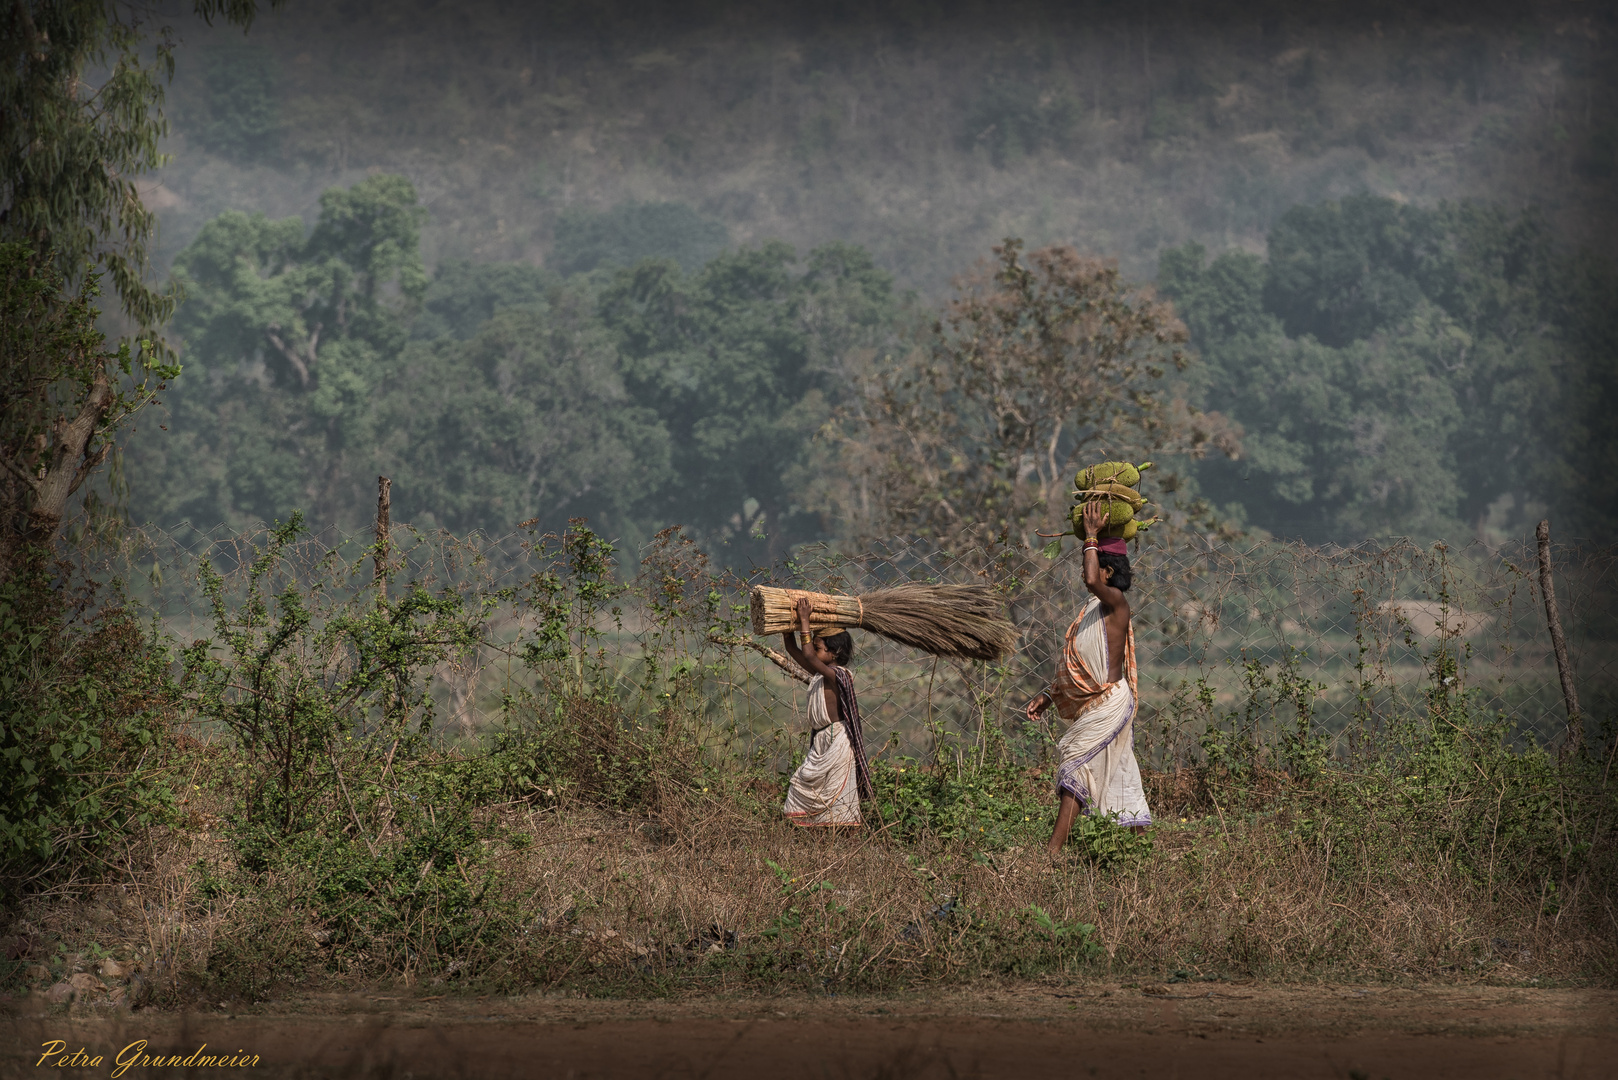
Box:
89 520 1617 772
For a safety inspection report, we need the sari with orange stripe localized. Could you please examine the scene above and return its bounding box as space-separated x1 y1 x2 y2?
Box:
1048 598 1152 827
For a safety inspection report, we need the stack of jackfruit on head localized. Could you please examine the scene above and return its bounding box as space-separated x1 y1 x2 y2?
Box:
1069 460 1158 541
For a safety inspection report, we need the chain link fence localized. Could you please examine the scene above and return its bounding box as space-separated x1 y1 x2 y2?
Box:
93 520 1616 770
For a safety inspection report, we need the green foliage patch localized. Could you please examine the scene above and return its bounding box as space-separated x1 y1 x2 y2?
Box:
873 755 1049 849
1160 196 1618 542
135 185 899 560
0 568 176 892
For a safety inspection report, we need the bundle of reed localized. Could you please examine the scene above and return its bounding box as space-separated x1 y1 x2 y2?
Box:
749 583 1017 661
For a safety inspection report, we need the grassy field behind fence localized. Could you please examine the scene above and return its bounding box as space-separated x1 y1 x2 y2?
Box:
113 521 1616 765
4 521 1611 1005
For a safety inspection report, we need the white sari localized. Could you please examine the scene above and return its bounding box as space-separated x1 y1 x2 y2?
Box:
783 674 863 827
1050 598 1152 827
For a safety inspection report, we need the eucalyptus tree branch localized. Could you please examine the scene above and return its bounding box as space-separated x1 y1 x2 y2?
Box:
17 371 114 541
708 633 810 685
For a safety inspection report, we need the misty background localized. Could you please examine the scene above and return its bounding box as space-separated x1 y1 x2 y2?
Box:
122 0 1618 557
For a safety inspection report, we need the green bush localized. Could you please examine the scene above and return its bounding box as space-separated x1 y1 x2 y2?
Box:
872 755 1049 848
1065 812 1154 867
285 766 507 959
167 514 523 988
0 567 176 890
180 513 485 858
1169 630 1615 923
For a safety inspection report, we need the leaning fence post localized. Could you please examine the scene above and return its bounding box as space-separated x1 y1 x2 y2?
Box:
1535 519 1582 759
374 476 392 594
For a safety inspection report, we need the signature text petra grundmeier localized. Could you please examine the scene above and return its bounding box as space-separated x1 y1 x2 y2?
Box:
36 1041 261 1075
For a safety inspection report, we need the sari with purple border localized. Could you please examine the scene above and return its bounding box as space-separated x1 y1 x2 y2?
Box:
832 666 874 800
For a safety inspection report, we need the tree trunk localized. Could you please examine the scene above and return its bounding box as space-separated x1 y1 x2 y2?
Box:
1535 519 1583 760
374 475 392 593
0 371 115 570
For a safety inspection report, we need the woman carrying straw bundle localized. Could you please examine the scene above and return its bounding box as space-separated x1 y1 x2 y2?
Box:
780 596 874 828
1025 498 1153 853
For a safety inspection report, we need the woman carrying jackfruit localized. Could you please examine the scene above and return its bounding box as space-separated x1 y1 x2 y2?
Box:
1025 497 1153 854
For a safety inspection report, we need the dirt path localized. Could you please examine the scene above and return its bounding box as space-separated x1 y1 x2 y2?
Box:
5 983 1615 1079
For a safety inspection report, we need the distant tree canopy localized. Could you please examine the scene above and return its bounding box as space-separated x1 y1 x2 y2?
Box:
961 77 1079 168
130 183 898 559
380 292 670 538
132 183 1613 554
137 175 426 528
598 240 897 557
826 240 1237 553
412 260 556 342
190 41 280 162
1159 194 1617 543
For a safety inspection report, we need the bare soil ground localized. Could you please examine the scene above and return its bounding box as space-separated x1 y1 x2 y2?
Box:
4 983 1614 1079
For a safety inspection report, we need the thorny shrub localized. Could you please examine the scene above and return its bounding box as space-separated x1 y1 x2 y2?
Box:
176 513 513 984
190 520 752 994
493 523 731 815
1156 587 1616 943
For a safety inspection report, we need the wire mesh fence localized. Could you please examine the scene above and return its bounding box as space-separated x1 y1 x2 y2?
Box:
91 518 1616 771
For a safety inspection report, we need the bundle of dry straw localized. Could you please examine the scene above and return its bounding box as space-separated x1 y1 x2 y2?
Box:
750 583 1017 661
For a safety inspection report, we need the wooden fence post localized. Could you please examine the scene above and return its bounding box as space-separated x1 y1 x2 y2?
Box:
1535 519 1582 759
374 476 392 593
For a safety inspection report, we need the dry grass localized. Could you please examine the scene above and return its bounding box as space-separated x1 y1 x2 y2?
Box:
1 808 245 1010
751 584 1018 662
5 669 1611 1010
475 783 1608 991
3 760 1610 1011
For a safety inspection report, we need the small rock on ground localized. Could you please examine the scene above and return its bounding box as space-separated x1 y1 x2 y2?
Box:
67 973 104 994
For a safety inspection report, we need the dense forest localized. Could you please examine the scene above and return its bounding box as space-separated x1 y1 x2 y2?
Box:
127 182 1616 551
129 182 899 557
1160 197 1617 543
106 0 1618 548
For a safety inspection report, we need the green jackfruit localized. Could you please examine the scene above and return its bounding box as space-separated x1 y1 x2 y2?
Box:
1099 516 1158 541
1071 499 1142 531
1074 460 1154 490
1074 482 1146 511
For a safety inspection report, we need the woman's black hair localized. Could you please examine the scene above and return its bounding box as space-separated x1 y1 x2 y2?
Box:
1096 551 1133 592
820 630 854 666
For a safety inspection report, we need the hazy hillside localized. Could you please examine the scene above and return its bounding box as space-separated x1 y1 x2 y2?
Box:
113 0 1617 547
146 0 1617 295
